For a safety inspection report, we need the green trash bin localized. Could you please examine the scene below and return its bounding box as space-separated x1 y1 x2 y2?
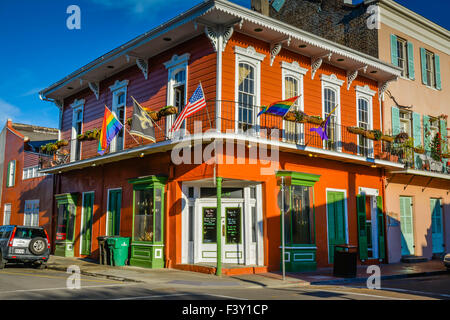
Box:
106 237 130 266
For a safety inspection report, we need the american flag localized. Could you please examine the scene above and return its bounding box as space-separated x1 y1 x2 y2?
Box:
170 83 207 133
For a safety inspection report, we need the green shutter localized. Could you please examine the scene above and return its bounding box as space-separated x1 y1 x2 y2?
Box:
435 54 442 90
407 42 415 80
81 193 94 255
420 48 428 86
115 191 122 235
390 35 398 66
6 161 11 187
376 196 386 260
391 107 400 136
423 115 431 152
356 194 368 261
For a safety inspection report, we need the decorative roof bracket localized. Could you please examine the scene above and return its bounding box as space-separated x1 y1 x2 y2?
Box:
270 37 291 66
311 52 332 80
346 66 367 90
126 53 149 80
88 82 100 100
379 78 395 100
197 18 241 52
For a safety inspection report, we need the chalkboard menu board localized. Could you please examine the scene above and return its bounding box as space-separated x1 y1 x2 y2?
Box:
226 207 241 244
203 208 217 243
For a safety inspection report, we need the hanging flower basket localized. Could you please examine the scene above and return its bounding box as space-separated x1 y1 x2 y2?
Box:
283 111 307 123
40 140 67 153
158 106 178 117
305 115 324 125
442 153 450 159
381 135 395 143
143 109 160 122
414 146 425 154
77 129 101 141
347 126 366 135
56 140 69 147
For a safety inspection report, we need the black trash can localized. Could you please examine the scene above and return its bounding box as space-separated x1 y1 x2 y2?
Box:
97 236 111 265
333 245 357 278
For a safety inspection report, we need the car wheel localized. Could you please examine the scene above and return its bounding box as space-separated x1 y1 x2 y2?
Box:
29 237 47 256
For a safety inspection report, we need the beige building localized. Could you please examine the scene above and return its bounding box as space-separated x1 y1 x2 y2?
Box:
377 0 449 263
256 0 449 263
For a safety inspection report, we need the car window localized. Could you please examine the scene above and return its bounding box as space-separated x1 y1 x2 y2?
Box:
3 231 11 239
14 228 46 239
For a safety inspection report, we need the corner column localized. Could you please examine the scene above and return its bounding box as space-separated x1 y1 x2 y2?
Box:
216 176 222 276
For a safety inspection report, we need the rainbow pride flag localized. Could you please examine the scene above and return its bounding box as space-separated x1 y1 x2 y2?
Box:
98 106 123 155
257 96 299 117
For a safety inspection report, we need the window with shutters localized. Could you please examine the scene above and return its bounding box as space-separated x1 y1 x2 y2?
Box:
396 37 409 78
425 50 436 88
358 98 371 157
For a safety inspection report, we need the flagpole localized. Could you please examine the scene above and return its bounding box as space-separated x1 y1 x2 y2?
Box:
131 96 168 141
105 104 141 146
304 103 338 147
199 81 213 130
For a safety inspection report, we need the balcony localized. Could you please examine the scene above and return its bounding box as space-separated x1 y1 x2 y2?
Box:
38 100 449 177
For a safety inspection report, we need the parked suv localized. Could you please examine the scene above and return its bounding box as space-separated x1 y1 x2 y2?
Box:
0 225 50 269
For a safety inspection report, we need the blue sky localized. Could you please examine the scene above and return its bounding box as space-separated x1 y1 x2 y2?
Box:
0 0 448 129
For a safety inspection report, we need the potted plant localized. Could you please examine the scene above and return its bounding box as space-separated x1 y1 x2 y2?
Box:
381 134 395 143
430 132 442 161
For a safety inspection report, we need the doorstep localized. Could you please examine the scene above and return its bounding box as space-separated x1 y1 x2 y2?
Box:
172 263 269 276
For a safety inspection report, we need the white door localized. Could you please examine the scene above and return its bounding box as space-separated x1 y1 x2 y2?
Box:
196 201 247 265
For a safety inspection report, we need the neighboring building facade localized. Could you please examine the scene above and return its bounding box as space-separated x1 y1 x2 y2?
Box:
260 0 450 263
0 120 58 242
38 0 404 272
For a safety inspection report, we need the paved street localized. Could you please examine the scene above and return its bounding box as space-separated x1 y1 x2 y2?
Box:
0 265 448 300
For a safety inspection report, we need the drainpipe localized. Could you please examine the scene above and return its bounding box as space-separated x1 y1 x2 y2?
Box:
216 177 222 276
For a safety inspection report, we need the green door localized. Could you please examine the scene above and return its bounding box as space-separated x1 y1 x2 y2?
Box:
327 191 347 263
431 198 444 254
81 192 94 255
400 196 414 256
108 189 122 236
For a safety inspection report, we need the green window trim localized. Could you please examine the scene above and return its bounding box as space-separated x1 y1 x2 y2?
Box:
276 171 320 246
390 34 398 67
407 41 415 80
435 54 442 90
129 175 167 245
55 193 78 243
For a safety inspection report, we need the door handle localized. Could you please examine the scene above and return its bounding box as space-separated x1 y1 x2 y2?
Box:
222 224 225 236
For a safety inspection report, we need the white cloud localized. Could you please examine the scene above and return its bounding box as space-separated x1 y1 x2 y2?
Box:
0 98 21 125
21 87 42 97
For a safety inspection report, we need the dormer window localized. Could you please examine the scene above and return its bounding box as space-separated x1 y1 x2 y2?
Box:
109 80 129 152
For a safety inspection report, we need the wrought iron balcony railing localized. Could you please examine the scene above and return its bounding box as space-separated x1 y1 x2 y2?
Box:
38 100 449 175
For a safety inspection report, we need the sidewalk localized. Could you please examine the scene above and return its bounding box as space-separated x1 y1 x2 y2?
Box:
46 255 448 289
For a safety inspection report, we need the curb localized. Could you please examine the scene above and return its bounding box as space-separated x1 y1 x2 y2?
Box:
308 270 448 285
46 264 143 283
